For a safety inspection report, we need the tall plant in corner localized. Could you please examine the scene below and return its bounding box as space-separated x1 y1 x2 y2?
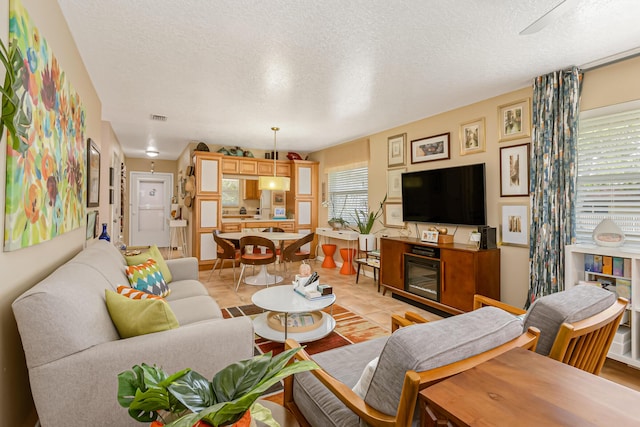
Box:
353 194 387 251
0 37 31 151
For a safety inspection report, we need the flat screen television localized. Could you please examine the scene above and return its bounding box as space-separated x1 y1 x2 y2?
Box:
401 163 486 226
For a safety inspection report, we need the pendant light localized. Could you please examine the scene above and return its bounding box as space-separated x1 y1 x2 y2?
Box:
258 127 291 191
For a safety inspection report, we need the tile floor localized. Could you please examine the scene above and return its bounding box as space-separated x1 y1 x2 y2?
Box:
198 256 442 330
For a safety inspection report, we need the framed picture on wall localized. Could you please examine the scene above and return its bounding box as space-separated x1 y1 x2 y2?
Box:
388 133 406 167
500 143 530 197
384 202 405 228
87 138 100 207
500 203 529 247
411 132 450 163
387 168 405 199
272 190 285 205
498 98 531 142
459 118 486 155
86 211 97 240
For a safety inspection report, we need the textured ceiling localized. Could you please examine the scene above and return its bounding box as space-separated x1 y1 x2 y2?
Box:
56 0 640 160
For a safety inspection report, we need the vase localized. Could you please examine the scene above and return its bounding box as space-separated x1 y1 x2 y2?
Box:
358 234 376 252
593 218 624 247
98 223 111 241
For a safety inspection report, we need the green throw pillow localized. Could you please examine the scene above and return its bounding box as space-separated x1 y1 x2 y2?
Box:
125 245 173 283
105 290 179 338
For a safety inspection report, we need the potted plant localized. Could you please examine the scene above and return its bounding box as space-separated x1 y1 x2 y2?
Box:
323 197 348 230
353 195 387 251
117 347 317 427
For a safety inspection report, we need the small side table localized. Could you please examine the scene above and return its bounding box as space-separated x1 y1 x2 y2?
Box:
321 244 337 268
169 219 188 258
339 248 357 275
355 249 380 291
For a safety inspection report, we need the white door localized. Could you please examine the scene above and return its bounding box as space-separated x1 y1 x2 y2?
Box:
130 172 172 247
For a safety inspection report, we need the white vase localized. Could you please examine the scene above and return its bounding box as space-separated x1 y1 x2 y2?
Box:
593 218 625 247
358 234 376 252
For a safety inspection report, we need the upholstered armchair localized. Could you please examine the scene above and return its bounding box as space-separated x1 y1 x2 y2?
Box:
284 307 540 427
474 284 626 374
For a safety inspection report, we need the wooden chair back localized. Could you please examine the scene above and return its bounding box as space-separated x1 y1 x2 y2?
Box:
548 297 627 375
239 236 277 266
213 231 238 259
282 232 315 263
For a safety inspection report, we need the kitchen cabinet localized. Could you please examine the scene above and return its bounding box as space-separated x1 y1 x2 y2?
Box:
243 179 260 200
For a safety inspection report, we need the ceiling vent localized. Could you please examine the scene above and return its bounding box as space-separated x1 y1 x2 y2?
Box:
150 114 167 122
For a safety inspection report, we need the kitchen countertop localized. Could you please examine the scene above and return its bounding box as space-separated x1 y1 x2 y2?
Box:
221 217 295 223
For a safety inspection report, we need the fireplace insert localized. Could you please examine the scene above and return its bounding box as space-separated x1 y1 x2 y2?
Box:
404 253 440 302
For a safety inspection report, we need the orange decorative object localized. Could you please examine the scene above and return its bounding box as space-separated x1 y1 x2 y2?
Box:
230 410 252 427
339 248 357 275
321 244 337 268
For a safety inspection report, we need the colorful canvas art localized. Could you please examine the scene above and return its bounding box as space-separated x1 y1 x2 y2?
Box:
4 0 86 251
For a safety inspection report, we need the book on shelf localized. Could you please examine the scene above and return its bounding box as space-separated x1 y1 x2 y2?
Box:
593 255 603 273
585 254 594 272
602 256 613 275
624 258 632 277
613 257 624 277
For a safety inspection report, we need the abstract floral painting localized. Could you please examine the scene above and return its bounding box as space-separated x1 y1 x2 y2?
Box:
4 0 86 251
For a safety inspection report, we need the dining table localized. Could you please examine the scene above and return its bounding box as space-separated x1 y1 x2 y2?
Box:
218 231 306 286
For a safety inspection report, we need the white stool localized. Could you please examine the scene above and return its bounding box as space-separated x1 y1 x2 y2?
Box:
169 219 188 258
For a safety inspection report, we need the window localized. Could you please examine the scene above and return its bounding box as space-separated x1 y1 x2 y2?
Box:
221 178 240 207
576 101 640 247
327 166 368 225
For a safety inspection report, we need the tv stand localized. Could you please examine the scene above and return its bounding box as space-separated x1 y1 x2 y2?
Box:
380 236 500 314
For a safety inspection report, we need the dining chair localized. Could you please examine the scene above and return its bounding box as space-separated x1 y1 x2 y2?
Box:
281 232 315 276
236 235 277 291
209 230 240 283
262 227 285 266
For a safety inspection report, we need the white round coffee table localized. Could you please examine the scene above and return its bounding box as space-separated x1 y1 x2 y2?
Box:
251 285 336 343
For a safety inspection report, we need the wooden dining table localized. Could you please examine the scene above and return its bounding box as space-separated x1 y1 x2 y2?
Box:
218 231 306 286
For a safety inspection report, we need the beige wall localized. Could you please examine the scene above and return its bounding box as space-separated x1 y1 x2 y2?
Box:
310 56 640 309
0 1 106 425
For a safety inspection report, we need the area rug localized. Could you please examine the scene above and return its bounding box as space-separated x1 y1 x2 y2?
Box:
221 303 390 403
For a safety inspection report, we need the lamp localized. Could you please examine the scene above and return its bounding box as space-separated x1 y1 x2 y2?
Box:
258 127 291 191
146 148 159 157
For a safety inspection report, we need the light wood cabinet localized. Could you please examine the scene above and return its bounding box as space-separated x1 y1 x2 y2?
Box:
243 180 260 200
192 154 318 268
380 237 500 314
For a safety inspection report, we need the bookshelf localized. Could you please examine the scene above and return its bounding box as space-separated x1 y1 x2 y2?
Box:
565 244 640 368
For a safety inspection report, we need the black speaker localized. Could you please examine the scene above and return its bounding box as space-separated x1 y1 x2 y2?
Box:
477 226 497 249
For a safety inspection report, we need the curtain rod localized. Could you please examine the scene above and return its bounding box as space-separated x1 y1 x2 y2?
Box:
581 47 640 72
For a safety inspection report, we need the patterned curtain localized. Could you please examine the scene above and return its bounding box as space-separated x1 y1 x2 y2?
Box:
526 67 583 308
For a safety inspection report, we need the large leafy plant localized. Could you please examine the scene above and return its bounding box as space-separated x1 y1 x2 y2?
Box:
117 347 317 427
353 195 387 234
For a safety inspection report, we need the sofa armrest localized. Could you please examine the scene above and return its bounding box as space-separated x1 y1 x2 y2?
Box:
28 316 254 427
473 294 527 315
166 257 199 281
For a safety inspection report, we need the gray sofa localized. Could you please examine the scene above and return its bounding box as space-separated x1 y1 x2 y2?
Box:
12 240 254 427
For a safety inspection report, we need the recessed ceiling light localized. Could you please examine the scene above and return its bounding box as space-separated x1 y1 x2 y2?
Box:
145 149 159 157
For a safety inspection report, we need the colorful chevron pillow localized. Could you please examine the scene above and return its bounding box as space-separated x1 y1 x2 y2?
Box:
116 285 165 301
125 259 170 297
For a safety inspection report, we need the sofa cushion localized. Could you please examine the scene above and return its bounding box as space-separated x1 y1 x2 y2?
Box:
293 337 388 427
67 240 129 289
167 295 223 325
165 279 210 300
12 263 120 368
524 284 616 356
126 259 170 297
117 285 165 301
125 245 173 283
365 307 523 417
105 290 179 338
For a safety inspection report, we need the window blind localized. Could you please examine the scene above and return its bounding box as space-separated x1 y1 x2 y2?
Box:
327 166 368 225
576 108 640 246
